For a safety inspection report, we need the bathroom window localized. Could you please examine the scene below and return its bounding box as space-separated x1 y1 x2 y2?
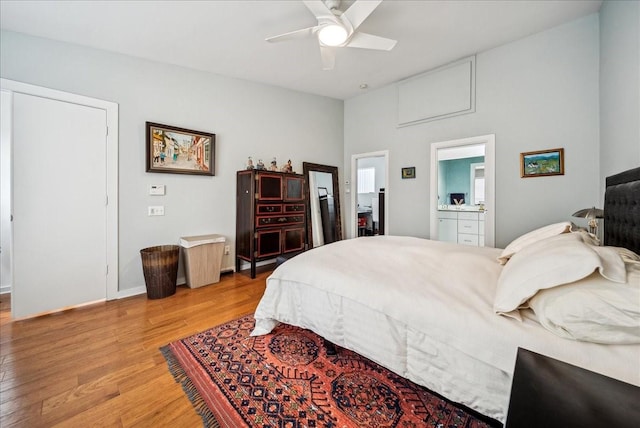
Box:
357 167 375 193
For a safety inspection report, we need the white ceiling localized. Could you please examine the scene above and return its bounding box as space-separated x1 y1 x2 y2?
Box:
0 0 602 100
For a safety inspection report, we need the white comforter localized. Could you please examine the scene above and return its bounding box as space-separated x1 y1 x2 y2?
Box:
252 236 640 422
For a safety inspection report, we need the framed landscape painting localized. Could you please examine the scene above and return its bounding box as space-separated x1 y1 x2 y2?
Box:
146 122 215 176
520 148 564 178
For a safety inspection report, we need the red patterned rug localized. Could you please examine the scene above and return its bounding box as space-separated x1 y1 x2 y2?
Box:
161 314 500 428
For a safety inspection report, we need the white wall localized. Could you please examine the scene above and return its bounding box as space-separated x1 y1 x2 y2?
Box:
599 0 640 194
345 14 601 248
0 31 344 294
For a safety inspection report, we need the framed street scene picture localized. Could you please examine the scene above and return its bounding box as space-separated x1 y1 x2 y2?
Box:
146 122 215 176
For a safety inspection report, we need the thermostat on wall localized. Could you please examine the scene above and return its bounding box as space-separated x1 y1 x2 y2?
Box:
149 184 165 195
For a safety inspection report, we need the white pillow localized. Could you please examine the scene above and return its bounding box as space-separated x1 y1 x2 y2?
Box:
528 268 640 344
493 233 626 318
612 246 640 264
497 222 572 265
589 245 630 282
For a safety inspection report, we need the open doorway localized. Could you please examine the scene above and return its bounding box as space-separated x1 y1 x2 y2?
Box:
429 135 495 247
351 151 389 238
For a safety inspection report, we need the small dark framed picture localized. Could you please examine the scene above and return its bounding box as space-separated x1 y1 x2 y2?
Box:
520 148 564 178
146 122 215 176
401 167 416 179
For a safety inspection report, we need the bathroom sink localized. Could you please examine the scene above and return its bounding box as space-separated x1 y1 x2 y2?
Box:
438 205 484 212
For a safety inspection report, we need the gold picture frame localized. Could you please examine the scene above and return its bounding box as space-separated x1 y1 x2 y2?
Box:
520 148 564 178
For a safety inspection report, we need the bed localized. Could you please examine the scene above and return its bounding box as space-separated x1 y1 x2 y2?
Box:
251 167 640 423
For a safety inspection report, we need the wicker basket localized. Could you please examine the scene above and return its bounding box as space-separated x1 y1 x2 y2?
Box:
140 245 179 299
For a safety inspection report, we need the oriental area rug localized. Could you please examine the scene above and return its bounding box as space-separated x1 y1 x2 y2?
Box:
161 314 500 428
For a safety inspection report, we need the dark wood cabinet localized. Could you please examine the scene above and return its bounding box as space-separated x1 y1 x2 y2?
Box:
236 170 306 278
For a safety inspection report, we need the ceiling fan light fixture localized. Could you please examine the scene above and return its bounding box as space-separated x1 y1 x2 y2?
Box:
318 24 348 46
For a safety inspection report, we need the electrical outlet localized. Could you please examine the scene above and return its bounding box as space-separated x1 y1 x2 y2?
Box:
148 206 165 216
224 245 230 255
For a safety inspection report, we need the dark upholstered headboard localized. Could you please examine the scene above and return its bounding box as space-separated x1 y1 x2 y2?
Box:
604 167 640 254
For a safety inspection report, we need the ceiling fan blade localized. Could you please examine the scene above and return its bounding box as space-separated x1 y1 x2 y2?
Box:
346 32 397 50
303 0 334 20
343 0 383 31
265 26 318 43
320 46 335 70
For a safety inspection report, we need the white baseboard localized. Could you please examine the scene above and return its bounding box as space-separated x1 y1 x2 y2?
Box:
115 276 189 300
116 285 146 299
3 271 237 301
237 259 275 271
2 284 151 300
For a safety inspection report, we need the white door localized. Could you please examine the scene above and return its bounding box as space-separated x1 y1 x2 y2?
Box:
12 92 107 318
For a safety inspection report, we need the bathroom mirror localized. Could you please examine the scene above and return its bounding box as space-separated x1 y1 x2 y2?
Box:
303 162 342 248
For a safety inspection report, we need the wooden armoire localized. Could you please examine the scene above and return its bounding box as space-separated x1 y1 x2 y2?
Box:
236 170 306 278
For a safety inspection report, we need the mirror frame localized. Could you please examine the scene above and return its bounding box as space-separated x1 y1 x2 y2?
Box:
302 162 342 249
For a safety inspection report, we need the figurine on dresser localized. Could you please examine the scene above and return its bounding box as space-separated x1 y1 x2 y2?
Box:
281 159 293 173
269 157 279 171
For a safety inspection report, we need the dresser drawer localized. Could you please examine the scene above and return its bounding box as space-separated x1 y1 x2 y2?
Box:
257 204 282 215
458 211 479 220
284 204 305 213
458 219 479 234
256 215 305 227
458 233 479 246
438 210 458 219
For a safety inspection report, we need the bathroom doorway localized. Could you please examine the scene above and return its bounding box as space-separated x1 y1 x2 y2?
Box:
429 135 495 247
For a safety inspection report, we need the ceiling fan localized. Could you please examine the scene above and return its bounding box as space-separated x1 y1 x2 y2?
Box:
266 0 397 70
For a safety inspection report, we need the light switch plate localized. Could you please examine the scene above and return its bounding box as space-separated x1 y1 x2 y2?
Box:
149 184 165 195
148 206 165 216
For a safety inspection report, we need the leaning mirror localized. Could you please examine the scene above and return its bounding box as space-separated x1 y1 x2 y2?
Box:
303 162 342 249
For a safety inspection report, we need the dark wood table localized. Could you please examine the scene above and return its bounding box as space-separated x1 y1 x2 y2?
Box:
506 347 640 428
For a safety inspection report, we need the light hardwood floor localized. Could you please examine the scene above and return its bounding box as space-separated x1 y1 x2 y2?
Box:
0 269 269 427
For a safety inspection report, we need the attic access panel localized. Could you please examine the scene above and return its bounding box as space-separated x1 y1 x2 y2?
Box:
397 56 476 127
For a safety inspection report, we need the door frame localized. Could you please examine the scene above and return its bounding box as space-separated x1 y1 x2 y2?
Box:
350 150 389 238
429 134 495 247
0 90 12 295
0 78 119 303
